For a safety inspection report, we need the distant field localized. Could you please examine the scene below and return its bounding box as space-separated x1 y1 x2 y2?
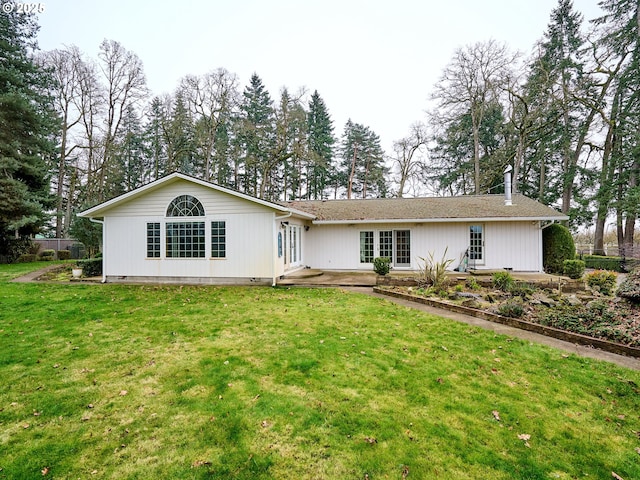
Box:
1 263 639 479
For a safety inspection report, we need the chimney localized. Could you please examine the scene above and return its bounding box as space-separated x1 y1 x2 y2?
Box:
504 165 513 206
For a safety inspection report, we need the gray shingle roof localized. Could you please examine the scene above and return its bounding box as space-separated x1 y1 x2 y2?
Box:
284 194 567 223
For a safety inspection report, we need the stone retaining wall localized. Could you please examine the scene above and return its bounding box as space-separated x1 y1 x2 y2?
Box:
373 286 640 359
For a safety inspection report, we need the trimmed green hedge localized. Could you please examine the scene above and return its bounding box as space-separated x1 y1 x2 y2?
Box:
57 250 71 260
77 258 102 277
581 255 640 273
17 254 37 263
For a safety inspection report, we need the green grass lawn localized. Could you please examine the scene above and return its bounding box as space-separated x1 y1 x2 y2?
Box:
1 263 639 479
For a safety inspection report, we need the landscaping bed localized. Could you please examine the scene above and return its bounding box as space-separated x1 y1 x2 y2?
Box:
375 273 640 355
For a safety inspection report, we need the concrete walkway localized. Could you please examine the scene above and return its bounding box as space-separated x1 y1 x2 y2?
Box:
11 263 62 282
345 286 640 371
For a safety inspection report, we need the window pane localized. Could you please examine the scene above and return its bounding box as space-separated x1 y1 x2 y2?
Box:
395 230 411 265
360 231 374 263
166 222 205 258
211 221 226 258
146 222 160 258
469 225 483 260
379 231 393 258
166 195 205 217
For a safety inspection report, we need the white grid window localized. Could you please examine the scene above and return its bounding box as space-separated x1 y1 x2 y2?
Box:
166 222 205 258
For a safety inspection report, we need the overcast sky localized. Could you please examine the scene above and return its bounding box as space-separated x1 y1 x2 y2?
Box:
36 0 604 152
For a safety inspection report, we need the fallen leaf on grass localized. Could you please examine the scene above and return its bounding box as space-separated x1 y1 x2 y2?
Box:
402 465 410 478
492 410 501 421
612 472 624 480
363 436 377 444
119 390 128 396
41 467 49 476
635 447 640 455
192 460 212 468
518 433 531 448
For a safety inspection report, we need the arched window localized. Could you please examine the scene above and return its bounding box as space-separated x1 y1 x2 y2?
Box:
166 195 204 217
164 195 206 258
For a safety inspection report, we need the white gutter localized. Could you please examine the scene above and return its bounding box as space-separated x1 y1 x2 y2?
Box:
272 213 292 286
88 217 106 283
312 216 569 225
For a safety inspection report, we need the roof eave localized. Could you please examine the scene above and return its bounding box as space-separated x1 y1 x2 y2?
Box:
77 172 298 218
312 216 569 225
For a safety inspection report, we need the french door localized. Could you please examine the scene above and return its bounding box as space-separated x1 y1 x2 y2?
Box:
379 230 411 268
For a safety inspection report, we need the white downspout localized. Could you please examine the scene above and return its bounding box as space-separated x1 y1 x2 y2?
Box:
273 212 292 286
89 217 106 283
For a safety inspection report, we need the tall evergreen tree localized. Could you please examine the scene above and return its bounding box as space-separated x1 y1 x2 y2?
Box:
237 73 276 198
339 120 387 199
592 0 640 255
0 7 56 256
144 96 168 180
307 91 335 199
114 104 148 192
530 0 593 217
164 92 195 174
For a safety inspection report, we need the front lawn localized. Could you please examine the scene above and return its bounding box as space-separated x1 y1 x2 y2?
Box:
1 264 639 479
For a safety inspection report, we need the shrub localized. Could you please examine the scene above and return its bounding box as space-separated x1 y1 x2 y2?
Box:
40 249 55 260
563 259 585 279
77 257 102 277
543 224 575 274
465 276 481 290
27 242 41 255
57 250 71 260
373 257 391 276
585 270 617 296
509 281 535 298
416 248 454 291
492 271 514 292
583 255 624 272
17 254 37 263
497 300 524 318
617 268 640 303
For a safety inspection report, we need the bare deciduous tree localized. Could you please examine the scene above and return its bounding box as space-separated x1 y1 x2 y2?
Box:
391 122 427 197
432 40 517 194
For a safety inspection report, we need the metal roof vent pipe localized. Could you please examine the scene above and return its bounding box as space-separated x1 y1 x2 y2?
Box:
504 165 513 206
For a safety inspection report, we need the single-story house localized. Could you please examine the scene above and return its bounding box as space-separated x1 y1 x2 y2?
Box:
78 172 568 285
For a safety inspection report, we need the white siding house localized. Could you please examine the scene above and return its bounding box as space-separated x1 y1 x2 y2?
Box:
78 173 568 284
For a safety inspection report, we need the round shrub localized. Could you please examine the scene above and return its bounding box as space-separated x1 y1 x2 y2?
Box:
543 224 575 274
563 259 585 279
373 257 391 276
39 249 55 261
585 270 617 296
617 268 640 303
57 250 71 260
497 300 524 318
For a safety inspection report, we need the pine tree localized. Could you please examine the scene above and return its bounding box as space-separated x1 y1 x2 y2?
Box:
238 73 276 197
144 96 168 180
115 104 149 192
0 8 56 257
339 120 387 199
307 91 335 199
592 0 640 255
